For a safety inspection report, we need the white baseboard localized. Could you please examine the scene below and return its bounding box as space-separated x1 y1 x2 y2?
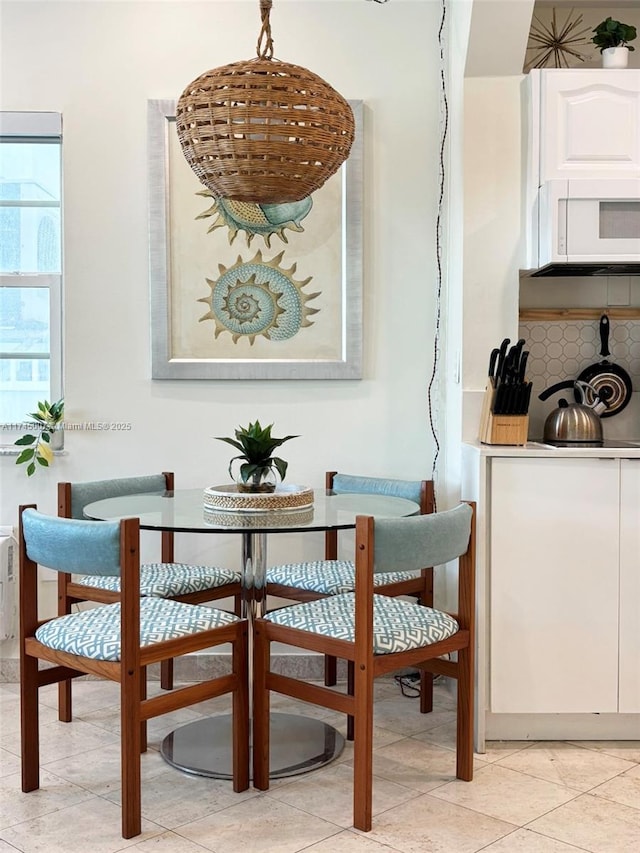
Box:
485 712 640 741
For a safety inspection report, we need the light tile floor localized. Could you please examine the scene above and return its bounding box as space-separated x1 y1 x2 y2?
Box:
1 678 639 852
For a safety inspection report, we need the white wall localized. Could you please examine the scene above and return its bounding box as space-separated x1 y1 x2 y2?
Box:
441 0 473 501
462 75 525 440
0 2 452 582
451 1 535 440
466 0 535 77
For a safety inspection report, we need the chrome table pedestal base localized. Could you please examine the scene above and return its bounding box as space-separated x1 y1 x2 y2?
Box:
83 490 419 783
161 533 346 781
160 712 345 780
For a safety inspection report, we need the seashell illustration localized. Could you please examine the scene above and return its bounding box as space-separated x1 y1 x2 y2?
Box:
198 250 320 345
196 192 313 247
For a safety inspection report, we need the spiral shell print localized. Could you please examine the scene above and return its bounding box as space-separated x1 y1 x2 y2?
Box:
198 250 320 345
196 192 313 248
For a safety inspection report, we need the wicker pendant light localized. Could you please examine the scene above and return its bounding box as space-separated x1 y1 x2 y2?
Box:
175 0 355 204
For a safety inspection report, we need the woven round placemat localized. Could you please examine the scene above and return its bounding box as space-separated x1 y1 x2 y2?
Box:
203 506 314 528
203 485 314 513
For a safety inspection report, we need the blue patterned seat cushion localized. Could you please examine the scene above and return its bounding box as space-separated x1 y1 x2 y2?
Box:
264 593 459 654
35 597 240 661
266 560 418 596
74 563 241 597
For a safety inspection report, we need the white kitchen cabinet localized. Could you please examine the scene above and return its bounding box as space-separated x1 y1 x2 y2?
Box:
523 69 640 269
462 443 640 749
531 69 640 183
490 456 620 713
619 458 640 713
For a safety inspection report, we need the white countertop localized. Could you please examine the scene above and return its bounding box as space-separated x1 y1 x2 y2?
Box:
463 440 640 458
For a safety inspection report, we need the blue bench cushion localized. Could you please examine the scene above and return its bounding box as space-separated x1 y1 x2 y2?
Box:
266 560 418 596
263 593 459 654
35 597 240 661
74 563 241 597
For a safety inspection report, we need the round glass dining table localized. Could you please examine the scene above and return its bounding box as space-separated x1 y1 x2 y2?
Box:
84 486 420 780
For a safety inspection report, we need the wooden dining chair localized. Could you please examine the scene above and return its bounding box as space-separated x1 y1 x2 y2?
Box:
18 505 249 840
266 471 436 724
254 501 476 832
57 472 242 720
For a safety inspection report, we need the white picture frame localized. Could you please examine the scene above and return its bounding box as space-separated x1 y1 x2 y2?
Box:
148 99 363 380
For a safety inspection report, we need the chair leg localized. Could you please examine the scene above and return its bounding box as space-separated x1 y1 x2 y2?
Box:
324 654 337 686
160 658 173 691
20 654 40 793
232 624 250 793
120 671 142 838
252 623 270 790
352 663 374 832
420 670 434 714
455 647 474 781
57 576 73 722
419 568 434 713
140 668 148 753
58 679 72 723
347 661 355 741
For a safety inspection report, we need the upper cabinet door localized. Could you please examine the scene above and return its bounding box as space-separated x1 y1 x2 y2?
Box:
536 70 640 182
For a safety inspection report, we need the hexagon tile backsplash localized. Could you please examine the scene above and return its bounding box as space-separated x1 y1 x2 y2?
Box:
521 319 640 386
519 318 640 438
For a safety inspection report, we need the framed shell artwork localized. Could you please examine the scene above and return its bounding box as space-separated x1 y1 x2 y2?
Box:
147 99 363 380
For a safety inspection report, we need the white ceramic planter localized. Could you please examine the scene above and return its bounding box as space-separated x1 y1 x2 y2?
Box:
49 428 64 451
602 47 629 68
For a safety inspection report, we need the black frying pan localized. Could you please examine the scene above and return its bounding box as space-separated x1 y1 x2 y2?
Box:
575 315 632 418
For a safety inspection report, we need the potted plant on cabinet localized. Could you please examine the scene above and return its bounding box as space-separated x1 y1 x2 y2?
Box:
591 17 637 68
14 398 64 476
215 420 298 493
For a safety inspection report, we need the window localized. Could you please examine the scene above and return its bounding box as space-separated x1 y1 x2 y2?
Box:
0 112 63 425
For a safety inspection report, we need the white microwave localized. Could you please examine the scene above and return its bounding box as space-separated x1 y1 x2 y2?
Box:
537 179 640 269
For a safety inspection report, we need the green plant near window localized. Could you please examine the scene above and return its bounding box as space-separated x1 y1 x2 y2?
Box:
591 17 637 52
215 420 298 492
15 398 64 476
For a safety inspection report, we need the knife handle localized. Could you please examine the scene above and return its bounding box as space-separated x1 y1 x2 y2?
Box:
496 338 510 380
488 348 499 378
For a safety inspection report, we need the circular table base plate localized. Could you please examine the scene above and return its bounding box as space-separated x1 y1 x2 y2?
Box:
161 712 345 780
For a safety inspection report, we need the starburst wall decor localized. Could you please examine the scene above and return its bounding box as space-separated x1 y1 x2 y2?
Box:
525 7 591 71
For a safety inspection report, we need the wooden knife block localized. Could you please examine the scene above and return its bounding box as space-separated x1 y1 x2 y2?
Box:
479 381 529 446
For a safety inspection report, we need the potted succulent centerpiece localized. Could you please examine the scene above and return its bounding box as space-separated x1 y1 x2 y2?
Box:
14 398 64 477
215 420 299 493
591 17 636 68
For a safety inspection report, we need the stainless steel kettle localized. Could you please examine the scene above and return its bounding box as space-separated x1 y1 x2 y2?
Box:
539 380 608 443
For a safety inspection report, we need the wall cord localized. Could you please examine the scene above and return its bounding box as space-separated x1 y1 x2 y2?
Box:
365 0 448 510
427 0 448 510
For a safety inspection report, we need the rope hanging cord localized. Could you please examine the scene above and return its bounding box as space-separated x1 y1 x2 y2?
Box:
257 0 274 59
175 0 355 203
